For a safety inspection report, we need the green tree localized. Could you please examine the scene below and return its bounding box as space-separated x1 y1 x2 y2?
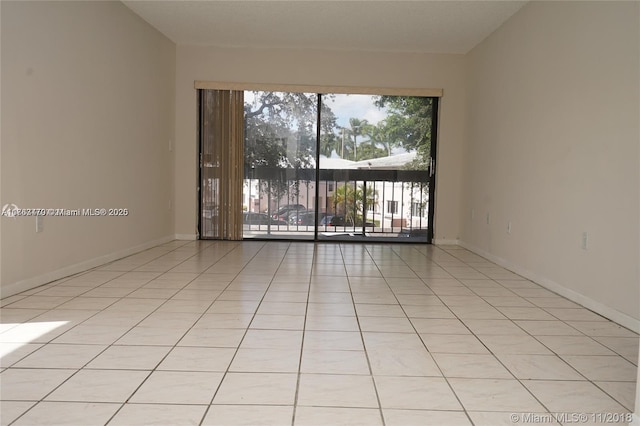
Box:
319 101 339 157
333 183 378 225
355 144 387 161
335 126 352 160
348 118 368 161
363 123 398 158
244 91 327 204
244 91 318 170
375 96 433 169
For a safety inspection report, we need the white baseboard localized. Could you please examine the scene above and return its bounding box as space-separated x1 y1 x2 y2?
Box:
175 234 197 240
0 235 175 299
458 240 640 334
433 238 460 246
631 413 640 426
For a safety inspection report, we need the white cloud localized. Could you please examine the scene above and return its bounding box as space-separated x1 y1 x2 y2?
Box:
243 91 390 130
323 94 389 128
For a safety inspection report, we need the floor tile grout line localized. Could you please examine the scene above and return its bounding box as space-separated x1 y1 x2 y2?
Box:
591 381 637 412
135 245 253 359
1 240 637 424
441 246 638 335
423 247 633 408
1 240 215 338
31 250 208 353
349 244 387 426
435 247 588 417
199 241 292 426
386 244 627 417
3 240 195 302
290 242 314 426
432 260 638 366
196 241 269 424
382 244 479 425
6 241 243 426
518 331 637 410
6 241 228 425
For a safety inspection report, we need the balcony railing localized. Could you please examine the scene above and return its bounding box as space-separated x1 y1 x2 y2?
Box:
242 167 430 240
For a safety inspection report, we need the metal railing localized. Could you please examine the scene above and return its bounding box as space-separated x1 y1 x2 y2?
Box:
243 167 430 239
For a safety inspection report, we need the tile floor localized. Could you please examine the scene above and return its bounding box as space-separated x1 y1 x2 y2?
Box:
0 240 637 425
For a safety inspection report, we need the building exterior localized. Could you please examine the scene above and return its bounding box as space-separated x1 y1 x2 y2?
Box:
243 152 430 233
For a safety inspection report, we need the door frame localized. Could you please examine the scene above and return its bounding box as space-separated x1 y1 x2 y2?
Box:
426 97 439 244
197 88 441 244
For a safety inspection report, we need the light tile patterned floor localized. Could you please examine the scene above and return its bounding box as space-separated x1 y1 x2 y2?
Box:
0 240 637 425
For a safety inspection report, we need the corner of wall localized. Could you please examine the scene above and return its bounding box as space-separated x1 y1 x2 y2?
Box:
0 235 175 299
433 238 459 246
1 1 178 294
461 0 639 332
458 239 640 334
175 234 197 241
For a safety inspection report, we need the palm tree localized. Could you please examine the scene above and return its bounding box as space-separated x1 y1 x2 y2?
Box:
319 131 339 157
348 118 368 161
365 122 396 157
333 183 378 225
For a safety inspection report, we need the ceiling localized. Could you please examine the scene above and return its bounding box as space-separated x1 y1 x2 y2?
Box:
122 1 527 54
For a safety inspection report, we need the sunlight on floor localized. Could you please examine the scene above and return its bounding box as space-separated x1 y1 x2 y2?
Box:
0 322 69 358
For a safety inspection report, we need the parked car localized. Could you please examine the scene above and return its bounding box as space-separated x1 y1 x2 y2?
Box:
319 215 334 226
399 228 428 238
324 215 374 227
327 215 354 226
281 209 306 222
288 211 315 225
243 212 286 225
289 210 327 226
271 204 307 221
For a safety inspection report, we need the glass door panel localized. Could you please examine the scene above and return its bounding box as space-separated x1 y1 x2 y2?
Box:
242 91 318 240
201 89 437 243
318 94 435 242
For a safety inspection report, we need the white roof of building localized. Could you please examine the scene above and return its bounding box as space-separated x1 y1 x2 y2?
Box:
317 157 358 169
315 152 416 170
352 152 417 169
315 152 417 170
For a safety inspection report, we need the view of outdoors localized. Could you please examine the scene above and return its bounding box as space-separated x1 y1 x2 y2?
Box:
241 91 436 242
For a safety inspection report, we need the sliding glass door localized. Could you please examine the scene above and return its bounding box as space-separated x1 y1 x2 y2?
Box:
199 89 438 243
317 94 436 242
242 91 317 240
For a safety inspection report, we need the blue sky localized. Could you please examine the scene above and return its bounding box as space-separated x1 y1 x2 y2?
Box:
323 94 389 129
244 91 389 130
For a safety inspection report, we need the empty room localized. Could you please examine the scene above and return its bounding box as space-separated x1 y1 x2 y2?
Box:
1 1 639 425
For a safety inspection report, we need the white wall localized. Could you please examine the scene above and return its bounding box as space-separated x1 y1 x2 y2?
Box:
462 1 639 330
1 1 176 295
174 46 466 243
636 2 640 416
